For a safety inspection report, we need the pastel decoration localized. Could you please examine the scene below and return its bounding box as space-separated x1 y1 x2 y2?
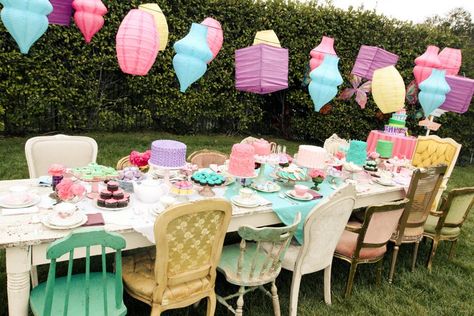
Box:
201 17 223 62
48 0 73 26
253 30 281 47
308 55 343 111
309 36 337 71
0 0 53 54
138 3 168 51
173 23 213 92
376 140 393 158
413 45 441 85
235 44 288 94
439 75 474 114
72 0 107 43
372 66 406 114
438 48 462 76
346 140 367 166
418 69 451 116
351 45 399 80
116 9 158 76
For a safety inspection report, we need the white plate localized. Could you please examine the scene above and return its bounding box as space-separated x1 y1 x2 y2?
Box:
251 182 281 193
231 196 260 208
48 212 85 227
285 190 313 201
42 213 87 230
0 194 41 209
95 202 131 211
374 178 396 186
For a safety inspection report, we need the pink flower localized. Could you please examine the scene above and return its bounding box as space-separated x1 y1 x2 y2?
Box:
48 164 66 177
130 150 151 167
309 169 326 179
56 178 85 201
70 183 86 197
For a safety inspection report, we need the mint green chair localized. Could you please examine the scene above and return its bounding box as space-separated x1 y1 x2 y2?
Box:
29 227 127 316
217 213 301 316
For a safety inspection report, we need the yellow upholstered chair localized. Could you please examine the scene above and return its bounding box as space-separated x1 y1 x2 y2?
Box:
122 199 232 316
187 149 228 169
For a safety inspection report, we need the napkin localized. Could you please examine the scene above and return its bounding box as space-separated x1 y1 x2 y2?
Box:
1 206 39 216
308 190 323 200
83 213 105 226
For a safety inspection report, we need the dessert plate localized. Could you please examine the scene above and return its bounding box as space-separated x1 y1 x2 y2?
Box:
0 194 41 209
285 190 313 201
95 203 131 211
42 213 87 230
231 196 260 208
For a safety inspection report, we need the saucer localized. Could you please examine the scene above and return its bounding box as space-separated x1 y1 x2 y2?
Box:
251 182 281 193
43 213 87 229
374 178 396 186
285 190 313 201
231 196 259 208
0 194 41 209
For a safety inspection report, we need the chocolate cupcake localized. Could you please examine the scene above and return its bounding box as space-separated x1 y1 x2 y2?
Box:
123 192 130 202
105 198 117 208
112 189 124 199
117 198 128 208
97 198 106 207
107 181 119 192
99 190 112 199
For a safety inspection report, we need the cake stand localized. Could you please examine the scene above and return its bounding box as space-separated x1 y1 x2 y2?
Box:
149 162 186 186
253 155 280 186
227 171 258 189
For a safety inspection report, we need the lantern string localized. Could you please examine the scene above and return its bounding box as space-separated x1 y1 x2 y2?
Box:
254 37 280 45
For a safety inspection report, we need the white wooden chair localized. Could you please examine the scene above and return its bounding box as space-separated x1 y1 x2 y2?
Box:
323 133 349 156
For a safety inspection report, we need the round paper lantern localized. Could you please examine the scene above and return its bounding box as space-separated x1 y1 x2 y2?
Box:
438 48 462 76
372 66 406 113
173 23 213 93
413 45 441 85
116 9 158 76
253 30 281 47
309 36 337 71
138 3 168 51
72 0 107 43
0 0 53 54
308 55 343 111
201 17 223 62
418 69 451 116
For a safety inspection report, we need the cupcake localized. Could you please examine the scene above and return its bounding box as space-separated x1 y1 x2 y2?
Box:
112 189 124 199
99 190 112 199
107 181 119 192
105 198 117 208
97 198 106 207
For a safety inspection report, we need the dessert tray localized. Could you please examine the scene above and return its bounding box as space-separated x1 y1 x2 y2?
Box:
285 190 313 201
250 181 281 193
0 193 41 209
42 212 87 230
230 196 260 208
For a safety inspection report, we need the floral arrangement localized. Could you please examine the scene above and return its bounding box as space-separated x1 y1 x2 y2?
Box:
308 169 326 190
129 150 151 169
56 178 86 202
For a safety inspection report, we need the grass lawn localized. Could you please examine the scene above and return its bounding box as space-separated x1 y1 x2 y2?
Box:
1 132 473 316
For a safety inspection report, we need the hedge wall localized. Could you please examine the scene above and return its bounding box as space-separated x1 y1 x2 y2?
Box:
0 0 472 158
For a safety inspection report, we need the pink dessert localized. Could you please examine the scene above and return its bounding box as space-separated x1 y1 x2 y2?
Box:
228 144 256 177
252 139 272 156
296 145 327 169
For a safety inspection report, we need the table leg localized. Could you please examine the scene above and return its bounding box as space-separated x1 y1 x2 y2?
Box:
6 246 32 316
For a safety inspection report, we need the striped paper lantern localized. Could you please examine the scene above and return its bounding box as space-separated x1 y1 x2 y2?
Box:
48 0 73 26
413 46 441 85
351 45 399 80
138 3 168 51
72 0 107 43
438 48 462 76
309 36 337 71
372 66 406 113
201 17 223 62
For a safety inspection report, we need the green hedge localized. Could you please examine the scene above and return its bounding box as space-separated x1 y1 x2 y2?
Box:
0 0 472 158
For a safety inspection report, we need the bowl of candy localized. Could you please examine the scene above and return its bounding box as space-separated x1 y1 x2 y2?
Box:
117 166 145 192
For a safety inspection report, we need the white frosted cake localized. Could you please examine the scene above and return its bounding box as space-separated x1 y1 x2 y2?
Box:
296 145 327 169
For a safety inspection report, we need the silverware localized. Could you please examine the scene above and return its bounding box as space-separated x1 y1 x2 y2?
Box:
278 192 298 205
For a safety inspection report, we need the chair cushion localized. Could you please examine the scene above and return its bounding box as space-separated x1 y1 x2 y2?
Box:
335 230 386 260
424 215 461 237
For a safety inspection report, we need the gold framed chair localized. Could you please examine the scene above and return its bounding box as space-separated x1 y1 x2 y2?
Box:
423 187 474 272
116 156 133 170
187 149 228 168
122 199 232 316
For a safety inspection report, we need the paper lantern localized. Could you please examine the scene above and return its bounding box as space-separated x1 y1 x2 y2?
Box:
308 55 343 111
372 66 405 113
72 0 107 43
0 0 53 54
439 75 474 114
173 23 213 92
309 36 337 71
438 48 462 76
235 44 289 94
116 9 158 76
201 17 223 62
351 45 399 80
48 0 73 26
252 30 281 47
413 45 441 85
138 3 168 51
419 69 450 116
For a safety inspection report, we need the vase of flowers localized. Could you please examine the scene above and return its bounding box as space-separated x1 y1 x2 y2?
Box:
130 150 151 172
308 169 326 191
48 164 66 191
55 178 86 203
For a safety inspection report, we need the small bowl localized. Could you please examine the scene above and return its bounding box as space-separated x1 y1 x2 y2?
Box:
54 202 77 218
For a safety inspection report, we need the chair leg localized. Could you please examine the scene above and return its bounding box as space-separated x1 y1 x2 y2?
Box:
376 259 383 286
426 238 439 272
448 240 458 260
236 286 245 316
30 266 39 288
345 261 358 298
271 281 281 316
323 265 332 305
289 272 302 316
150 304 162 316
411 240 421 272
389 245 399 284
207 293 216 316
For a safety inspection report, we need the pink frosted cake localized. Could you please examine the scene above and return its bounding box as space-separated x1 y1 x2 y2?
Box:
251 139 272 156
296 145 327 169
149 140 186 168
228 144 256 177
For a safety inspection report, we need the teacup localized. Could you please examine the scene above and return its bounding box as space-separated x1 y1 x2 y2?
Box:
294 184 309 197
54 202 76 219
239 188 255 200
6 186 30 205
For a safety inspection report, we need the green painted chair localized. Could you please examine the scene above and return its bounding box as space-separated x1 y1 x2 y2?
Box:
29 227 127 316
217 213 301 316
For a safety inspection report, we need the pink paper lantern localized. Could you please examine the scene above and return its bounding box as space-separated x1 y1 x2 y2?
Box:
309 36 337 70
200 17 223 62
116 9 158 76
438 48 462 76
351 45 399 80
48 0 73 26
413 45 441 85
72 0 107 43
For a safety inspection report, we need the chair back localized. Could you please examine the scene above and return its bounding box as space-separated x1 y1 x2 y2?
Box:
240 136 259 144
116 156 133 170
298 183 356 274
25 134 98 178
153 199 232 302
42 228 126 316
187 149 228 168
439 187 474 229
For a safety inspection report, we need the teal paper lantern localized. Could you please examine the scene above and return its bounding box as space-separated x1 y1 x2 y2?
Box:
308 55 343 111
418 69 451 116
173 23 213 93
0 0 53 54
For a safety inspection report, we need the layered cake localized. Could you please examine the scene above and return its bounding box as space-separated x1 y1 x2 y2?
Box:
384 109 408 135
295 145 327 169
376 140 394 158
228 144 256 177
346 140 367 166
251 138 272 156
191 171 225 186
149 140 186 168
97 180 130 209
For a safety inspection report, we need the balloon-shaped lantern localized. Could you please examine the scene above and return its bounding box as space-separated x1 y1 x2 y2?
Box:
372 66 405 113
438 48 462 76
173 23 213 92
0 0 53 54
309 36 337 71
308 55 343 111
418 69 451 116
351 45 399 80
439 75 474 114
252 30 281 47
116 9 158 76
72 0 107 43
201 17 223 62
48 0 73 26
413 45 441 85
138 3 168 51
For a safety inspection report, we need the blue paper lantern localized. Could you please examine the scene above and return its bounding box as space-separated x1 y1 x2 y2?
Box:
0 0 53 54
418 69 451 116
308 55 343 111
173 23 213 93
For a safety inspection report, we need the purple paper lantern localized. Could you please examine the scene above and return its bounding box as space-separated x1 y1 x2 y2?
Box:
351 45 399 81
48 0 73 26
235 44 288 94
439 75 474 114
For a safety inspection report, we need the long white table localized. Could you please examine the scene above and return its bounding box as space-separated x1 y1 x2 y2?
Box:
0 178 406 316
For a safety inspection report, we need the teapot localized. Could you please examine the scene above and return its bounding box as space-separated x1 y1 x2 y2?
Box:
132 180 162 203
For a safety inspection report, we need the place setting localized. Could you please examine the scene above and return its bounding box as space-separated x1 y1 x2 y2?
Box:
41 202 88 230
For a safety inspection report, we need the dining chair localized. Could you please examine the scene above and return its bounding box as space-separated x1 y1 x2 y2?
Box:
25 134 98 178
323 133 348 156
216 213 301 316
423 187 474 272
122 199 232 316
388 165 447 283
29 228 127 316
187 149 228 168
334 198 409 297
277 183 356 315
116 156 133 170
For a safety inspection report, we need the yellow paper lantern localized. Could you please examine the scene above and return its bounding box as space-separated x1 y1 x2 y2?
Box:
138 3 169 51
253 30 281 47
372 66 406 113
